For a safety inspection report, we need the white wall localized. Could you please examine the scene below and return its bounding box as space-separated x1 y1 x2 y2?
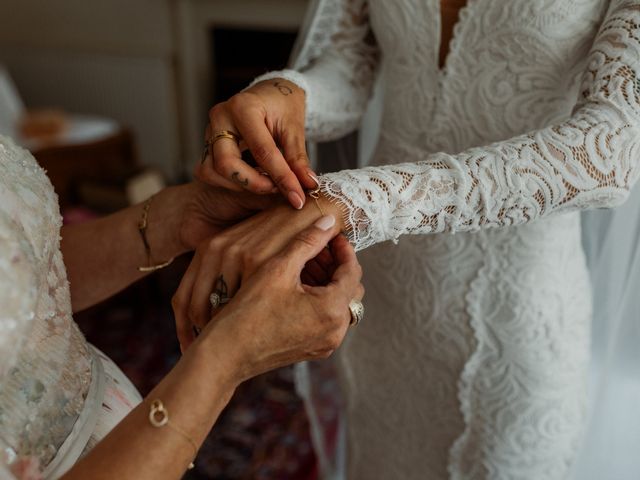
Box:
0 0 310 179
0 0 181 177
0 1 174 55
174 0 309 170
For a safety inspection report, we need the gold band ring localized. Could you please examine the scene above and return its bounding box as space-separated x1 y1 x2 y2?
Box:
202 130 241 163
209 130 241 147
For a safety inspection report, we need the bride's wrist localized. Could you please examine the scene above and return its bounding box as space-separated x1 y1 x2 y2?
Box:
304 188 348 233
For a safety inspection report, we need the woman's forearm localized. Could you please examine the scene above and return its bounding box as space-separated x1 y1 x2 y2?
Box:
61 185 190 312
61 329 240 480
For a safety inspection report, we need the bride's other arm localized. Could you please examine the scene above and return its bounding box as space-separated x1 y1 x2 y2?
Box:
207 0 640 254
61 182 276 312
312 0 640 250
197 0 379 206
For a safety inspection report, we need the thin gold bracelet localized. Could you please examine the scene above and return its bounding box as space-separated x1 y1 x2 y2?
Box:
308 187 326 216
149 399 196 470
137 196 175 272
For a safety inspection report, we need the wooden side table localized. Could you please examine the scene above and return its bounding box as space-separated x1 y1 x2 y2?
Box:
33 128 138 209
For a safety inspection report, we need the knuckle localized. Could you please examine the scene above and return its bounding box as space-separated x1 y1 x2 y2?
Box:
327 304 348 327
227 92 249 111
272 174 289 189
241 250 258 269
207 236 226 255
212 153 232 170
325 331 343 351
253 144 276 165
295 231 318 250
227 242 243 260
317 349 334 360
267 256 288 277
289 151 308 166
208 103 227 122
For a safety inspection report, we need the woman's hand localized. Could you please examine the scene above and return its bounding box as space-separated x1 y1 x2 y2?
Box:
196 78 317 210
177 181 280 251
63 218 362 480
62 181 277 312
172 194 346 351
195 215 364 381
148 182 280 262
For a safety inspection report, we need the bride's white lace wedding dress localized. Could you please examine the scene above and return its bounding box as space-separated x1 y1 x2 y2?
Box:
0 136 142 479
253 0 640 478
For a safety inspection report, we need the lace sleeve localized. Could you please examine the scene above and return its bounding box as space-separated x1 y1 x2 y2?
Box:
318 0 640 251
249 0 380 142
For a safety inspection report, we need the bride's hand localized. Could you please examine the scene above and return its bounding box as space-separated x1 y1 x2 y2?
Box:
196 78 318 210
195 217 364 380
172 196 345 350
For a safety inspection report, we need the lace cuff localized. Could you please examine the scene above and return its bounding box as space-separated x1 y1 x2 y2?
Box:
318 157 470 251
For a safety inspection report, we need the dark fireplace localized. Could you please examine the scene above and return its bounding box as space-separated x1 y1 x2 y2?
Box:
211 27 298 103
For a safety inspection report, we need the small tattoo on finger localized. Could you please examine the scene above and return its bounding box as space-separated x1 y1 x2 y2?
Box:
231 171 249 187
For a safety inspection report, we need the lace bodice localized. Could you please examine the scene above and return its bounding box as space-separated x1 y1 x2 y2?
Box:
254 0 640 251
0 136 92 476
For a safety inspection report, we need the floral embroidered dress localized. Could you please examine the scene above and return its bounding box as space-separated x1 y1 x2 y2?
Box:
0 136 142 480
253 0 640 478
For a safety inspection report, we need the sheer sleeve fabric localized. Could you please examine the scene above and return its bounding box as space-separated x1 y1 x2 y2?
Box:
314 0 640 250
250 0 380 142
0 213 38 479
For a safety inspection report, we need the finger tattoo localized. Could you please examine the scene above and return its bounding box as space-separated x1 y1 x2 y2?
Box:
231 171 249 187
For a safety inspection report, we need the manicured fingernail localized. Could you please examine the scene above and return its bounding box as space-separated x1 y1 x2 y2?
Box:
307 171 320 187
288 191 304 209
315 215 336 231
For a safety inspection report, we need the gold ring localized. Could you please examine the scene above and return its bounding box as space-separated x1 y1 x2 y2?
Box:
209 130 241 147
